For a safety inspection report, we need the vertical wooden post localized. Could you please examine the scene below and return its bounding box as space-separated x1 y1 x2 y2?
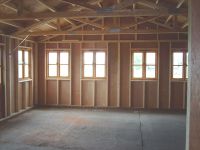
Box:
186 0 200 149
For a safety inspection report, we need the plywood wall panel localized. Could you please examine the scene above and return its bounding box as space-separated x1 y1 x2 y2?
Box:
38 43 45 105
120 34 135 40
158 33 178 40
159 42 170 109
82 43 95 49
104 35 118 40
171 82 184 109
83 35 102 41
131 42 158 48
171 42 188 48
59 80 70 105
108 43 118 107
46 80 57 105
18 83 23 110
95 42 107 49
71 43 81 105
58 43 70 49
29 82 33 107
179 33 188 40
24 82 30 108
137 34 157 40
65 35 82 41
95 80 107 107
46 43 57 49
145 81 158 109
120 43 130 107
131 81 144 108
81 80 94 106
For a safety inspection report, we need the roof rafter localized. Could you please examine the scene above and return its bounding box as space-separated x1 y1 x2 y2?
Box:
138 16 174 30
36 0 56 12
123 16 160 29
40 18 101 42
0 0 23 29
165 0 185 24
60 0 99 10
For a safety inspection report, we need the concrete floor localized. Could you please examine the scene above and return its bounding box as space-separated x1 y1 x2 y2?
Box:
0 108 186 150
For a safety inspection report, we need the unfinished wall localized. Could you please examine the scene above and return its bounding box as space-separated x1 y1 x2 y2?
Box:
0 35 36 120
38 35 187 110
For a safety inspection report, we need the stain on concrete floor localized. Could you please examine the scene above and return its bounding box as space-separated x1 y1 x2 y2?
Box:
0 108 186 150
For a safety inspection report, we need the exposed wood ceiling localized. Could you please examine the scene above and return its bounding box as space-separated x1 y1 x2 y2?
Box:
0 0 188 41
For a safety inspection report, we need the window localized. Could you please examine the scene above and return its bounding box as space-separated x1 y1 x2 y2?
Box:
172 51 188 79
47 50 70 78
132 50 157 80
18 49 31 80
83 51 106 78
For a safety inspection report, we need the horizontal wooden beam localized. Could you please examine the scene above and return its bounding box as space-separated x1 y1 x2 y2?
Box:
71 18 104 29
13 18 55 35
0 0 11 5
20 29 187 36
60 0 99 10
0 9 187 20
39 39 188 43
0 20 22 28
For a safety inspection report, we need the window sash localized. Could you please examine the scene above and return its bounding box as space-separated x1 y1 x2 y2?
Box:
172 51 188 80
82 51 106 78
18 49 31 80
47 50 70 78
132 50 157 80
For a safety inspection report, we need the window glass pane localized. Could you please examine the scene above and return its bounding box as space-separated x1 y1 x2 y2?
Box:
60 52 69 64
24 65 29 78
18 65 23 78
146 66 155 78
49 65 57 77
24 51 29 64
173 66 183 78
48 52 57 64
146 52 156 65
96 65 105 77
173 52 183 65
60 65 69 77
84 52 93 64
96 52 106 64
133 53 143 65
84 65 93 77
133 66 142 78
18 51 23 64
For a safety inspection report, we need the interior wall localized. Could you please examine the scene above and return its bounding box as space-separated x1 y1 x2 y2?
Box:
0 35 35 120
38 37 187 110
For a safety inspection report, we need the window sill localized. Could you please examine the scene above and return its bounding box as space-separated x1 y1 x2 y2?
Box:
131 79 158 82
18 79 32 83
171 79 187 82
81 78 107 80
46 78 71 80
